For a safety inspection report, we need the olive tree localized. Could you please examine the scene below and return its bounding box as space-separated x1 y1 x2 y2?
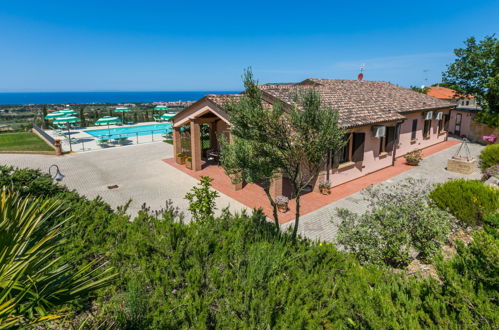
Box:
226 69 345 237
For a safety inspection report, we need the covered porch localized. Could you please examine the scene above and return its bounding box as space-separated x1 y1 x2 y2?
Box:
171 95 232 171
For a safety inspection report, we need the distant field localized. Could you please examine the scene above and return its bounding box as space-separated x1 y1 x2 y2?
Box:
0 132 53 152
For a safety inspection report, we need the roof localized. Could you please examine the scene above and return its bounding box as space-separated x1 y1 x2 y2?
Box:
205 94 243 108
258 79 453 127
426 86 473 100
173 79 454 128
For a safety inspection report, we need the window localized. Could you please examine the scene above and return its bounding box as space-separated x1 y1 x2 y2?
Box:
352 132 365 162
444 114 450 131
466 100 470 106
333 132 366 167
339 138 350 164
379 126 396 155
379 136 386 154
438 114 448 134
423 120 431 139
411 119 418 140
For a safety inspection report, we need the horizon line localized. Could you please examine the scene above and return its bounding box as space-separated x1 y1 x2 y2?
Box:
0 89 242 94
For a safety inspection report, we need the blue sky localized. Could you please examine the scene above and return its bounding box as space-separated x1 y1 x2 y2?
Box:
1 0 498 92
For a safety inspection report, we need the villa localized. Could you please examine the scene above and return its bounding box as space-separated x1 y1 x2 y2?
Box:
171 78 454 197
426 85 481 138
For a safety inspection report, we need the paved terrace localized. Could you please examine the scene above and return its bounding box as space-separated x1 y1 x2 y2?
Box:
0 142 247 218
0 139 483 242
282 140 484 242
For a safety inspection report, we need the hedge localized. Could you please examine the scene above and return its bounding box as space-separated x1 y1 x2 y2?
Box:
479 144 499 173
1 166 498 328
430 179 499 227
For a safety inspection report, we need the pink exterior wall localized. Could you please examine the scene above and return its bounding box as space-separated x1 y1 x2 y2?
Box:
329 124 397 187
396 111 449 156
447 110 475 138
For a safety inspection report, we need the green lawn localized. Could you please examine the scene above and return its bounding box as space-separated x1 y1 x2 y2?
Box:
0 132 54 152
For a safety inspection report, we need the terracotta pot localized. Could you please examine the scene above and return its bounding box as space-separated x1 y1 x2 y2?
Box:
406 160 419 166
277 203 288 213
176 156 186 165
320 187 331 195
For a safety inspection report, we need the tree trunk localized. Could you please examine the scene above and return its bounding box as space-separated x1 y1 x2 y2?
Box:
42 106 48 129
263 186 279 230
292 191 301 238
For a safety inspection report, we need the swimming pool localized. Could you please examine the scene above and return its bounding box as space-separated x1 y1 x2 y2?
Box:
85 123 172 140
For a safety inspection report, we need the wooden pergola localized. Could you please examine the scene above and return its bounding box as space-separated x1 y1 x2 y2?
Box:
171 96 232 171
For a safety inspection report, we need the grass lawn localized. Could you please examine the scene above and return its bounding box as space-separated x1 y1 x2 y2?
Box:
0 132 54 152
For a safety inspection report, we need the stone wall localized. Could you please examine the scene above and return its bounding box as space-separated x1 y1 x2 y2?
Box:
468 121 499 144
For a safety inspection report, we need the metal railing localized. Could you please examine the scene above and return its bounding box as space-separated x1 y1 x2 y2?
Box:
65 128 172 152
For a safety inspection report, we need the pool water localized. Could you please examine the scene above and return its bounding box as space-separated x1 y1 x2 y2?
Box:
85 123 172 140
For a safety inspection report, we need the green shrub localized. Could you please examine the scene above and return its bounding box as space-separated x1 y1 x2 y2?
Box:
483 213 499 238
433 229 499 328
2 167 498 328
0 165 66 196
337 179 452 266
430 179 499 227
479 144 499 173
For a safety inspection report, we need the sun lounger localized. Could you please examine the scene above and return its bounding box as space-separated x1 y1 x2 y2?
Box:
123 119 134 125
97 138 110 146
153 115 163 122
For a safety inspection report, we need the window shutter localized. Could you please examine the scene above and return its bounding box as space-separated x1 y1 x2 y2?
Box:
352 132 365 162
332 151 341 168
385 126 396 152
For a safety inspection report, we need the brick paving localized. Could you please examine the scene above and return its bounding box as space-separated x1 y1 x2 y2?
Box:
283 139 484 242
1 138 484 242
164 139 463 224
0 142 247 218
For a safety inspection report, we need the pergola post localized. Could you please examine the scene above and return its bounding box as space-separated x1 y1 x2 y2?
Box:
270 172 284 198
173 127 182 156
209 121 217 150
190 120 202 171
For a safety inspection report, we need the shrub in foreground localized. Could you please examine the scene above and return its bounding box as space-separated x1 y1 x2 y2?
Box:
1 166 498 328
0 190 115 328
430 179 499 227
336 179 451 266
479 144 499 173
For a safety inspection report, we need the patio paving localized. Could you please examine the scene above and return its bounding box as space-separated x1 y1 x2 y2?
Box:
282 139 484 242
0 142 247 218
164 139 471 224
1 137 484 242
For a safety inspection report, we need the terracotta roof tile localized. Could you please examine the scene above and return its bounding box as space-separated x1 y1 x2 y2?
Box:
258 79 453 127
205 94 243 108
426 86 472 100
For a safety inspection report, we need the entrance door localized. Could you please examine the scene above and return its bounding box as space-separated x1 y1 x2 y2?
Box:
455 113 462 136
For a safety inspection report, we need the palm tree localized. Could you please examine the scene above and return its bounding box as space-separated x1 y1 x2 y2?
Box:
0 189 116 328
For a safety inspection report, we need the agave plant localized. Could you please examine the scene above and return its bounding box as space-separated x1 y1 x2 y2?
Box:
0 189 116 328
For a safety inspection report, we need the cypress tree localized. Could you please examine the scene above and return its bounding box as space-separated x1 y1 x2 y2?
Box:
42 105 48 128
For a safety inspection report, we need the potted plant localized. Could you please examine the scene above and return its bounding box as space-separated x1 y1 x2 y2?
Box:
482 134 496 145
176 152 186 165
275 195 289 213
405 149 423 166
185 157 192 170
319 180 331 195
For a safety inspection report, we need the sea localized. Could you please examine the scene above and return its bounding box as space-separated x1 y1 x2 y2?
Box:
0 91 240 105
